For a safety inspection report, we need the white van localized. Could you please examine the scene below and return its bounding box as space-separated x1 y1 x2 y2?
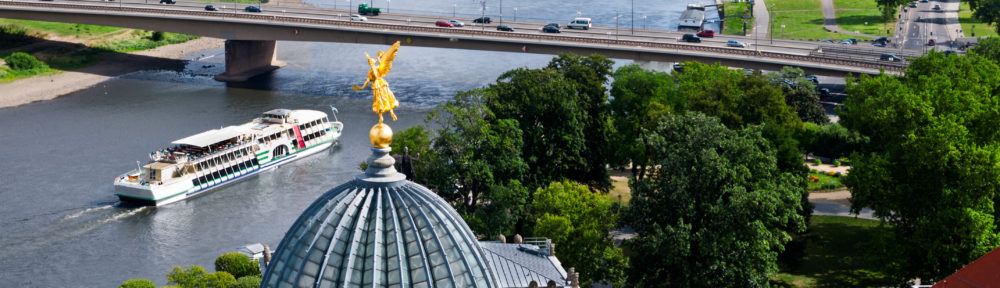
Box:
567 17 592 30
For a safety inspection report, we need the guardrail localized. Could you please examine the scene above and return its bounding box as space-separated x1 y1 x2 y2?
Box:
0 0 904 72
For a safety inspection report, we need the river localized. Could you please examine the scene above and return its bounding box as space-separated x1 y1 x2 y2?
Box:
0 0 693 286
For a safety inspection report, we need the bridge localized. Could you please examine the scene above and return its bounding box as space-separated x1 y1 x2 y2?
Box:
0 0 912 81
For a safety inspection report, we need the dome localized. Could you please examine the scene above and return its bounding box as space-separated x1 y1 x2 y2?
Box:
261 147 500 288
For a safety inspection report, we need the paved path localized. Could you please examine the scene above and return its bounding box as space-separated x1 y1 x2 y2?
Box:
809 190 876 219
752 0 770 40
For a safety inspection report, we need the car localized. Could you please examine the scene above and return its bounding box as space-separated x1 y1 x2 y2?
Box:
944 50 957 56
244 5 261 12
545 23 560 29
673 63 684 73
820 39 836 43
350 14 367 21
840 38 857 45
920 0 928 3
781 78 796 89
880 54 903 61
473 17 492 23
872 42 887 47
159 0 175 4
743 68 756 75
567 17 592 30
928 38 936 46
435 20 454 27
816 88 831 100
542 25 561 33
448 20 465 27
682 34 701 43
909 1 917 7
204 4 218 11
496 24 514 32
696 29 715 38
806 75 819 84
727 40 748 48
933 4 940 10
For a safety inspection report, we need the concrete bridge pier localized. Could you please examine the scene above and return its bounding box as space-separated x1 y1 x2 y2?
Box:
214 40 286 82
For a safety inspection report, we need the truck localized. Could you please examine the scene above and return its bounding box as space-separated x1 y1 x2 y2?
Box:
358 4 382 16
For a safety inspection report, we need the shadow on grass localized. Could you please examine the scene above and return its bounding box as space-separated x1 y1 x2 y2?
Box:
1 33 188 77
777 216 897 287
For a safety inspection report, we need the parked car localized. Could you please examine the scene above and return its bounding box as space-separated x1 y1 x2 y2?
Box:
542 25 561 33
817 88 831 100
872 42 887 47
920 0 928 3
204 4 218 11
933 4 940 10
435 20 454 27
727 40 747 48
350 14 367 21
244 5 261 12
159 0 175 4
743 68 756 75
497 24 514 32
673 63 684 73
567 17 592 30
880 54 903 61
928 38 936 46
696 29 715 38
806 75 819 84
839 38 857 45
781 78 796 89
682 34 701 43
448 20 465 27
909 1 917 7
820 39 836 43
473 17 492 23
944 50 957 56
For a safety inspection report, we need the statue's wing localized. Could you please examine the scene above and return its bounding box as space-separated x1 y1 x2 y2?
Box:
377 41 400 76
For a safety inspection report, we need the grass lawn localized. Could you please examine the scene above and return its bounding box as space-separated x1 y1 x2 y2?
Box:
807 172 844 190
609 178 632 206
771 0 821 12
959 2 998 38
94 31 199 53
836 9 893 38
774 215 894 287
0 19 119 37
723 2 753 35
832 0 876 10
772 10 843 40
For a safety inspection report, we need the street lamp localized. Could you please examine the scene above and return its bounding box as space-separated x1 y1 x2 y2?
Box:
755 25 760 53
514 7 517 22
643 15 647 30
769 4 774 44
453 4 456 17
631 0 634 35
387 0 389 13
615 9 621 40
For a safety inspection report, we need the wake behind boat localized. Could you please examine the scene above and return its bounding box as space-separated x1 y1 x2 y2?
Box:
114 109 343 206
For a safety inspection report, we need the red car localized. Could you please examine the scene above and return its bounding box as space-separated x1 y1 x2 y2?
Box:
928 38 936 46
435 20 454 27
696 29 715 38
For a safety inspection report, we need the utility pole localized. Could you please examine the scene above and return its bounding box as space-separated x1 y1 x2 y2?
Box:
499 0 502 25
769 4 774 44
631 0 634 35
481 0 486 31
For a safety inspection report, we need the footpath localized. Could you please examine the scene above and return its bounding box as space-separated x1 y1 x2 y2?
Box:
806 163 875 219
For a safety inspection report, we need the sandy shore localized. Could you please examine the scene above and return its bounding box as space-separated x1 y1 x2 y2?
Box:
0 37 225 109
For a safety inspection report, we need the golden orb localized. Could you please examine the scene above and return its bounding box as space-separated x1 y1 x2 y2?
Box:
369 123 393 148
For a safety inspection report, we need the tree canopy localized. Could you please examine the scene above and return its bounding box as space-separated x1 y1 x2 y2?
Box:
626 112 807 287
840 51 1000 282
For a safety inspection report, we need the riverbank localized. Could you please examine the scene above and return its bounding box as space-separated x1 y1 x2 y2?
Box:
0 36 224 109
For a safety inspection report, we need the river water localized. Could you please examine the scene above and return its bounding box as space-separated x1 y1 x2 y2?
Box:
0 0 691 286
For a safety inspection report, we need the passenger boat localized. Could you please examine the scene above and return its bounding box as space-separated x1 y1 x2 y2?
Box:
114 109 344 206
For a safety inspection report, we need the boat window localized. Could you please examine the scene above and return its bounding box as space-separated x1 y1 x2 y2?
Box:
214 157 222 166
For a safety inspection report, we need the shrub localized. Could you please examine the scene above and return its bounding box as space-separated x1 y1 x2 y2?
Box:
834 172 842 177
167 265 207 288
4 52 46 71
119 278 156 288
833 160 841 167
229 275 262 288
809 169 818 173
215 252 261 279
814 159 822 165
151 31 165 42
204 271 235 288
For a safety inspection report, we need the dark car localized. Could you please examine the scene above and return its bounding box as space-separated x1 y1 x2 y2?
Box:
496 24 514 32
244 5 261 12
542 25 560 33
743 68 756 75
205 5 218 11
681 34 701 43
805 75 819 84
159 0 175 4
820 39 835 43
435 20 454 27
545 23 560 29
880 54 902 61
673 63 684 73
473 17 492 23
816 88 831 100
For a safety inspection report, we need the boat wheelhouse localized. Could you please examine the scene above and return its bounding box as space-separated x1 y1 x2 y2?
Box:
114 109 344 206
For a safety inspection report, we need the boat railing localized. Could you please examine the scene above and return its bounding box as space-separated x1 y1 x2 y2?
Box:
114 169 149 187
156 140 254 164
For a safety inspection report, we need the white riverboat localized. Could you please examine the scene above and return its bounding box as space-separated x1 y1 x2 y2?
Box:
114 109 343 206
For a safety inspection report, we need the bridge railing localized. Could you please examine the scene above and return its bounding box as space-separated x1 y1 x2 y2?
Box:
0 0 905 73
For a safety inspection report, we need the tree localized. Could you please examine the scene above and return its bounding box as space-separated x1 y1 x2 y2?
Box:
214 252 261 279
389 125 434 182
167 265 207 288
119 278 156 288
228 275 262 288
840 51 1000 282
969 0 1000 34
532 180 627 287
798 122 867 159
202 272 235 288
971 37 1000 63
626 113 806 287
609 64 677 180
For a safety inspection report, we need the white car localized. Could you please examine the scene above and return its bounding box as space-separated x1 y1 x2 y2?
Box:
448 20 465 27
350 14 367 21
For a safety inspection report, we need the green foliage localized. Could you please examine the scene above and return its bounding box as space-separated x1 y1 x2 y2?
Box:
775 216 894 287
4 52 46 71
390 125 434 182
0 19 120 36
96 31 199 53
214 252 261 279
840 51 1000 282
167 265 208 288
228 275 261 288
626 112 807 287
832 160 841 167
151 31 165 42
532 180 627 287
203 272 236 288
969 0 1000 34
971 36 1000 64
119 278 157 288
798 122 868 159
814 158 822 165
609 64 677 180
0 24 36 49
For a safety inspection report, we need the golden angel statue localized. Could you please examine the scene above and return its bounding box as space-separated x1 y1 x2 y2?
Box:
352 41 400 124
